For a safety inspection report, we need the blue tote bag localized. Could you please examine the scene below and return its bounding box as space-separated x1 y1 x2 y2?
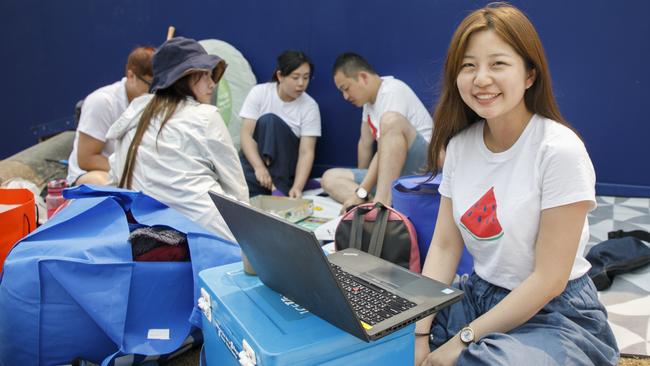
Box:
0 185 241 366
392 174 473 275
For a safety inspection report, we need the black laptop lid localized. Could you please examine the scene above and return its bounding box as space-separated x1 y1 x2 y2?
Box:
209 192 367 340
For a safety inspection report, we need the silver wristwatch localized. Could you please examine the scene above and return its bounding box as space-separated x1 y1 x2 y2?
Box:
459 326 475 345
355 186 369 201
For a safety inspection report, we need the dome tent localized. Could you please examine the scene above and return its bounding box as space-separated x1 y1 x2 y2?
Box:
199 39 257 151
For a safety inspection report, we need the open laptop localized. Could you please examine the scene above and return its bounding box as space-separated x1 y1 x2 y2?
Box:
209 192 463 341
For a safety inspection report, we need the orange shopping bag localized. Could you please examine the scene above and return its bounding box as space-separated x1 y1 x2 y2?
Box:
0 188 36 272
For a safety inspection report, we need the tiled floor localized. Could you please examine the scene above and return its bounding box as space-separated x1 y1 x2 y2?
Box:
590 196 650 356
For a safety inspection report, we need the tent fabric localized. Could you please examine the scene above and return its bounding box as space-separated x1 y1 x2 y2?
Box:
0 185 242 366
199 38 257 151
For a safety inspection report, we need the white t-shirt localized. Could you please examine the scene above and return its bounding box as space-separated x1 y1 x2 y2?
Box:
66 78 128 184
107 94 249 242
439 115 595 290
239 82 321 137
362 76 433 141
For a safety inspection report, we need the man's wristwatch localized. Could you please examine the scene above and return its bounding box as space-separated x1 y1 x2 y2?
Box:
355 186 369 201
459 326 475 346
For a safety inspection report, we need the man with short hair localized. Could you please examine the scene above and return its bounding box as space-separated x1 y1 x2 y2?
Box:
322 52 433 212
66 46 155 186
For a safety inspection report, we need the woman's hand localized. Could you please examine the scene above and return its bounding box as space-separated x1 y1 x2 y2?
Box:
414 335 432 366
254 166 273 190
420 335 464 366
340 195 365 214
288 187 302 198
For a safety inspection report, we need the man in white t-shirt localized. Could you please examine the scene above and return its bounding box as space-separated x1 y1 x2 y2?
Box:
322 53 433 212
66 46 155 186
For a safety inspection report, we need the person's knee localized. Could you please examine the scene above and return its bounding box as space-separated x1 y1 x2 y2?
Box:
379 112 410 135
379 112 418 148
321 168 350 192
459 332 565 366
321 169 338 192
257 113 284 127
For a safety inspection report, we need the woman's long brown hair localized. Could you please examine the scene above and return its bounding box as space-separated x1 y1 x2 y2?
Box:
118 58 226 189
118 73 197 189
427 2 570 175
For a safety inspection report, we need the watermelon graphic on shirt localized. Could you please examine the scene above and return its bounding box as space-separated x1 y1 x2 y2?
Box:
460 187 504 241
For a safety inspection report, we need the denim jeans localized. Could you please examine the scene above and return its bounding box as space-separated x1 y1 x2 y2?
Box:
239 113 299 197
429 273 619 365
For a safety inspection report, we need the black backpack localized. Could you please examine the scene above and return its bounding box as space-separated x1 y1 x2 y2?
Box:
334 202 421 272
586 229 650 290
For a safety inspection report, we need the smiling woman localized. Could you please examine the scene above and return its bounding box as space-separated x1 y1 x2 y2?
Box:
415 3 619 366
455 29 536 152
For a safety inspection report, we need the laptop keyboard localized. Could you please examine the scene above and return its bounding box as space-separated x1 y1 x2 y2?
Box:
330 264 417 326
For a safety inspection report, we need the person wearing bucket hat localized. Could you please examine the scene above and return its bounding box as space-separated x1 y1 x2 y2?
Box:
67 46 155 187
149 37 227 96
239 50 321 198
106 37 248 242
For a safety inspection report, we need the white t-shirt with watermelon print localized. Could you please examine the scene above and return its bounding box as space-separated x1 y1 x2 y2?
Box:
439 114 596 290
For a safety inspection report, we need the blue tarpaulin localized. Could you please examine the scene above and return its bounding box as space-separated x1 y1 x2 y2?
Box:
0 185 241 366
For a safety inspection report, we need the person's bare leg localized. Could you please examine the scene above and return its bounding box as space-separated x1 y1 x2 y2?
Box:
321 168 358 203
75 170 110 186
373 112 417 205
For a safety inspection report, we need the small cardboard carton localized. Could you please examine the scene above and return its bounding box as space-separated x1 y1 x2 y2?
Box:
250 195 313 223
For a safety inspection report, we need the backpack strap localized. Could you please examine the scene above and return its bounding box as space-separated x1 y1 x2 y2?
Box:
608 229 650 242
349 207 366 250
367 203 389 258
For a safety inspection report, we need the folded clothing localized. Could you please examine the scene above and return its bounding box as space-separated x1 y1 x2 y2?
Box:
129 226 189 261
135 244 188 262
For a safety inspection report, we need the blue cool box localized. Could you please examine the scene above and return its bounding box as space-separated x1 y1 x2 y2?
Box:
198 262 415 365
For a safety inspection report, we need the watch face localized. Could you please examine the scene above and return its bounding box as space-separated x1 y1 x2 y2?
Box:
460 328 474 343
356 187 368 199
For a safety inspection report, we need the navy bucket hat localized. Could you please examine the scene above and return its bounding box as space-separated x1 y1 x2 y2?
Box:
150 37 227 93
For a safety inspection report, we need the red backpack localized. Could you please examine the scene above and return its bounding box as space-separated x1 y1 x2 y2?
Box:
335 202 421 272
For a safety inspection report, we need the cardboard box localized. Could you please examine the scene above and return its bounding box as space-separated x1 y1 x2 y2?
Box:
250 195 313 223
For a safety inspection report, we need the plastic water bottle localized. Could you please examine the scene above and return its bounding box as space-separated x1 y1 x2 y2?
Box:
46 179 67 218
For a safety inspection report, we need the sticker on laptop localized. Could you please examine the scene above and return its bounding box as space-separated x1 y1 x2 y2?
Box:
441 288 454 295
360 321 373 330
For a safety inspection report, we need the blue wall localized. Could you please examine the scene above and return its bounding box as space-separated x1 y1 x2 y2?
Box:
2 0 649 195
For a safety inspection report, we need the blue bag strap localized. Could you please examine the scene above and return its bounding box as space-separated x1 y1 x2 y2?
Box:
63 184 141 211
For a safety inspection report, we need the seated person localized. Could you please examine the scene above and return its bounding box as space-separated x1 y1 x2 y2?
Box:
66 46 155 186
239 50 321 198
321 53 433 212
107 37 248 242
414 3 618 366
